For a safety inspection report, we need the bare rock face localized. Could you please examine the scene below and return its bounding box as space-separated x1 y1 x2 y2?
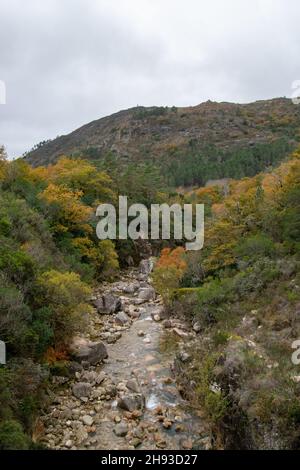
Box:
70 337 108 365
93 294 122 314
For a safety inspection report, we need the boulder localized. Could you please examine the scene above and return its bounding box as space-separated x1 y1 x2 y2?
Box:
123 283 139 294
70 337 108 365
72 382 92 399
93 294 122 314
118 394 144 412
115 311 130 326
126 379 140 393
138 287 156 302
139 259 154 275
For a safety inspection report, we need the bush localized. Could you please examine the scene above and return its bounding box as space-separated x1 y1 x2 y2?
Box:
36 270 91 345
235 234 276 261
0 420 29 450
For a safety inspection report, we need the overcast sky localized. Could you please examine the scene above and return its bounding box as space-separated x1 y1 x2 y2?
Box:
1 0 300 158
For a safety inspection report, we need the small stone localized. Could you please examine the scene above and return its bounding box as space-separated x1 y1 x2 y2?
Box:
153 314 161 322
115 311 130 326
65 440 73 448
192 321 202 333
180 438 193 449
162 319 172 328
126 379 140 393
137 330 145 337
173 327 189 338
114 422 128 437
162 419 173 429
114 415 121 423
82 415 94 426
130 438 142 448
72 382 92 399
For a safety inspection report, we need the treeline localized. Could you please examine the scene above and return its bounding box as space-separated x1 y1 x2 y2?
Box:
162 138 292 187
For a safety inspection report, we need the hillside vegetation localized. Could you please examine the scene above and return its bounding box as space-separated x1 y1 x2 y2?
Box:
153 150 300 449
25 98 300 187
0 149 169 449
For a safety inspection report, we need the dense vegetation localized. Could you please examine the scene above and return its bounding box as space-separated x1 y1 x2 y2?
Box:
0 147 168 449
25 98 300 189
1 137 299 449
153 150 300 448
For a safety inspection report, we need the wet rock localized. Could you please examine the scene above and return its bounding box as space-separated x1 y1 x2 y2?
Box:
72 382 92 399
70 337 108 365
126 379 140 393
82 415 94 426
138 287 156 301
118 394 144 412
115 311 130 326
114 422 128 437
94 294 122 314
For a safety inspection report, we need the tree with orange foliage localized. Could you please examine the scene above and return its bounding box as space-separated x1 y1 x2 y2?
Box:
152 247 187 304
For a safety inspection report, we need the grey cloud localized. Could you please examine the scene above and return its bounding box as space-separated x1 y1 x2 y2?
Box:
1 0 300 157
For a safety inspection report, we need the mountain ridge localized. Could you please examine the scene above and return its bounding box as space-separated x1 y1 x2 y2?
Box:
24 97 300 186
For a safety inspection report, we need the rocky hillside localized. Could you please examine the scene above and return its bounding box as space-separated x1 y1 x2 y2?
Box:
24 98 300 187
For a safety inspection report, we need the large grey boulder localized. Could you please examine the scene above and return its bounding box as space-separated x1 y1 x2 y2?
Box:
70 337 108 365
93 293 122 314
138 287 156 302
139 259 154 275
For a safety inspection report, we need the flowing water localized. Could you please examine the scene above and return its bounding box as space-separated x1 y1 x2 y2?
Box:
41 267 207 450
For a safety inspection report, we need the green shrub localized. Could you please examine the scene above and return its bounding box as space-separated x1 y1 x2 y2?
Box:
235 234 276 260
0 419 29 450
36 270 91 344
